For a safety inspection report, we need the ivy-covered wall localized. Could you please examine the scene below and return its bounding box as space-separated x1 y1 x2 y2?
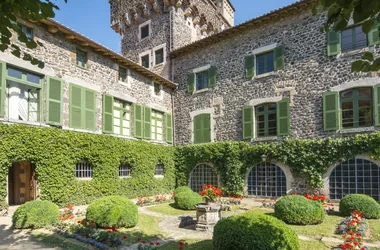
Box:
175 132 380 195
0 124 175 206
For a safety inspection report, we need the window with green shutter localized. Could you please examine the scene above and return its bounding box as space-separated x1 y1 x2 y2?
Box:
323 91 339 131
189 66 217 92
166 113 173 143
196 71 209 90
255 103 277 137
0 61 5 117
340 88 372 128
134 104 143 138
369 21 380 46
341 26 368 53
327 30 341 56
69 84 96 131
151 110 163 141
113 98 131 136
193 113 211 144
242 106 254 139
253 45 285 76
144 106 152 139
245 55 255 79
102 94 114 133
46 77 63 126
276 98 290 136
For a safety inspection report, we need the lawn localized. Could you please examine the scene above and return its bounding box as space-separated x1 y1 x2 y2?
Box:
30 231 89 250
147 203 196 216
368 219 380 243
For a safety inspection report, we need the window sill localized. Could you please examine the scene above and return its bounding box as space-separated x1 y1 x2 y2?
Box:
109 133 137 140
119 176 132 179
154 175 164 179
339 126 376 134
154 62 165 67
253 136 279 142
76 64 89 70
339 47 372 58
139 36 151 42
0 118 50 128
193 88 210 94
76 178 92 181
118 80 131 88
254 71 276 79
64 127 100 134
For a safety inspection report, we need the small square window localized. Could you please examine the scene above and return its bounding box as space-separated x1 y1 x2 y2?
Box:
196 70 209 90
18 23 33 40
256 51 274 75
119 67 127 82
155 163 164 176
141 24 150 40
154 82 160 96
155 48 164 65
141 54 150 68
341 26 368 53
76 49 87 68
75 160 93 179
119 164 131 177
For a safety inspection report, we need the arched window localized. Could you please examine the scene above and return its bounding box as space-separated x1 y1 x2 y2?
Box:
75 160 92 179
329 158 380 201
189 164 218 193
247 162 286 197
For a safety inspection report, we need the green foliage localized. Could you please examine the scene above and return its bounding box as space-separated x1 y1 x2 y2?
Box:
174 186 193 195
12 200 59 229
174 191 202 210
339 194 380 219
0 124 175 206
213 212 300 250
0 0 68 68
0 200 8 211
86 196 138 228
274 195 326 225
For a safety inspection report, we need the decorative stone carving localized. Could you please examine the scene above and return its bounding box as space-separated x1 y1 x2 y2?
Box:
153 0 160 13
143 4 150 17
184 7 192 16
195 203 222 231
193 16 200 25
124 13 132 26
176 0 183 7
134 12 141 22
200 24 208 32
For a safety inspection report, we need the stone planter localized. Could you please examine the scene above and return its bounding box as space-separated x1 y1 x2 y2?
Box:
195 203 222 231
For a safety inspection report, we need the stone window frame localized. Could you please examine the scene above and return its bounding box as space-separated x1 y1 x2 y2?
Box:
153 43 166 67
139 20 152 41
192 64 211 93
117 65 131 88
76 48 88 69
251 43 278 79
75 160 93 181
139 50 151 69
154 163 165 178
244 161 294 197
151 81 163 100
190 107 215 144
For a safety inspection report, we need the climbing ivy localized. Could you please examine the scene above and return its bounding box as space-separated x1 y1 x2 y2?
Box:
175 132 380 195
0 124 175 206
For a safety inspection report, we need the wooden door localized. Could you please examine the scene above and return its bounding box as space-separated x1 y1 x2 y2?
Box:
10 161 34 205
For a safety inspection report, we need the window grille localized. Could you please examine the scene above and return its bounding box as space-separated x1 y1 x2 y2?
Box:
75 160 93 179
119 164 131 177
155 164 164 176
247 162 286 197
329 158 380 201
189 164 218 193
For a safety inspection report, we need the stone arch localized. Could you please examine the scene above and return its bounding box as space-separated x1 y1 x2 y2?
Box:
245 161 293 198
323 155 380 201
188 163 219 193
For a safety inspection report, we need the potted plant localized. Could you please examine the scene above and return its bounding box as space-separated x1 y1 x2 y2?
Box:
199 184 222 205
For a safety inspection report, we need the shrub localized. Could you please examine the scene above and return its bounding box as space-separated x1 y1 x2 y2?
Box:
174 191 202 210
12 200 59 229
339 194 380 219
274 195 326 225
86 196 138 228
174 186 193 195
213 212 300 250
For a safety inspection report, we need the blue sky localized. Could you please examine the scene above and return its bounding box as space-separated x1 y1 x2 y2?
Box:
54 0 296 53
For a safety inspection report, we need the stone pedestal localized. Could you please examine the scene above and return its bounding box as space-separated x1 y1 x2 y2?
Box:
195 203 222 231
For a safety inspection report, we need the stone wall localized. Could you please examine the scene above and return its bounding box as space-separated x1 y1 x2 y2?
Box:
172 8 380 145
1 18 173 144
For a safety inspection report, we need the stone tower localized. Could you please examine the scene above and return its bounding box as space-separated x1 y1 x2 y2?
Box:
109 0 235 79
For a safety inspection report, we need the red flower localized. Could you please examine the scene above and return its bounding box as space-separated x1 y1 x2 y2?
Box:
138 237 141 241
150 242 154 245
179 242 184 246
123 236 127 240
156 242 160 245
141 240 146 244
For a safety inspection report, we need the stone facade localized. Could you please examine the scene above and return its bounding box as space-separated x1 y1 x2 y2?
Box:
0 18 173 144
171 8 380 145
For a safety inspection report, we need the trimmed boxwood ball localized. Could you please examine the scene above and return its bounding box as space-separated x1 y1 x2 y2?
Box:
174 186 193 195
274 195 326 225
174 191 202 210
12 200 59 229
339 194 380 219
213 212 300 250
86 196 138 228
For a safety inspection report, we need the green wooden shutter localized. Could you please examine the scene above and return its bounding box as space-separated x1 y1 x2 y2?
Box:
327 30 341 56
203 113 211 143
373 84 380 126
193 114 203 144
277 98 290 136
143 106 151 139
84 89 96 131
46 77 63 126
274 46 285 70
166 113 173 143
0 62 6 117
209 66 216 88
245 55 255 79
102 94 114 133
69 84 83 129
369 21 380 46
323 91 339 131
188 73 195 92
242 106 254 139
134 104 143 138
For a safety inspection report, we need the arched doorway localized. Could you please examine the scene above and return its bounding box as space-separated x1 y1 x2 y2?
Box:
329 158 380 201
247 162 287 197
8 161 38 205
188 164 218 193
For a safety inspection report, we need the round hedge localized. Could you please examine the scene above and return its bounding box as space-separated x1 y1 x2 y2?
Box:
86 196 138 228
274 195 326 225
174 186 193 195
12 200 59 229
174 191 202 210
339 194 380 219
213 212 300 250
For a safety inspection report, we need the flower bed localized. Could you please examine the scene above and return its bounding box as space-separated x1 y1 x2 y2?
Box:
304 194 335 214
136 237 161 249
338 210 369 250
218 196 243 205
136 194 174 207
